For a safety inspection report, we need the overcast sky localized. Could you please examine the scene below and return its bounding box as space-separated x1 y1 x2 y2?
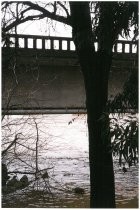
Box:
15 14 135 42
17 18 72 37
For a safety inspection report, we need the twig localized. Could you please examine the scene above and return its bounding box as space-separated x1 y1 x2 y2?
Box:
2 134 20 156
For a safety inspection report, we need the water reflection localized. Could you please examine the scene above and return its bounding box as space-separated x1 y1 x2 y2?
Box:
2 114 138 208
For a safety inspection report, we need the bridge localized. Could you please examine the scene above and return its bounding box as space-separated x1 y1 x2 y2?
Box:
2 34 138 115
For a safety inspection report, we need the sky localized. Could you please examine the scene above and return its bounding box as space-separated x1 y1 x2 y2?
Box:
2 1 136 40
17 18 72 37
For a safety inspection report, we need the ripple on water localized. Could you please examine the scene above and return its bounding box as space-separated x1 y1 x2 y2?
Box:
2 157 138 208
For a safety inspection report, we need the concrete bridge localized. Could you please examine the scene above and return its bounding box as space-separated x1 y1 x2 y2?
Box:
2 34 138 114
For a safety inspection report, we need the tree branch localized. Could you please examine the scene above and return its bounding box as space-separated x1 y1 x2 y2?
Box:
22 1 71 25
2 134 20 156
3 14 46 33
2 1 72 33
57 2 70 17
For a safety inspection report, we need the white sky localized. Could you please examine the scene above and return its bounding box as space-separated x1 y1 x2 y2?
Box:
1 1 137 40
17 19 72 37
13 14 135 43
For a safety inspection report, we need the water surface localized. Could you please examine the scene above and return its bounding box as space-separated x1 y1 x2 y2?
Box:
2 114 138 208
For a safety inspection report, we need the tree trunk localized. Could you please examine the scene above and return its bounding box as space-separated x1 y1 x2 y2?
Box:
85 53 116 208
70 2 116 208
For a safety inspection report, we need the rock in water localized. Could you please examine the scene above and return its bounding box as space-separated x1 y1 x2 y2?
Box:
20 175 29 188
7 176 19 190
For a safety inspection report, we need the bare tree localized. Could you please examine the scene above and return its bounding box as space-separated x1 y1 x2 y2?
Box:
1 1 138 208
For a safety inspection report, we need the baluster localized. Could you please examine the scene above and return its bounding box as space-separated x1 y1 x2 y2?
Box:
122 42 125 53
42 38 45 50
33 38 36 49
114 43 117 53
59 40 62 50
50 39 54 50
24 37 28 48
67 40 70 51
129 43 132 54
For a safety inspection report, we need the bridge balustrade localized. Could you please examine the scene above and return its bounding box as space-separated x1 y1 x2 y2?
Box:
2 34 138 54
2 34 138 114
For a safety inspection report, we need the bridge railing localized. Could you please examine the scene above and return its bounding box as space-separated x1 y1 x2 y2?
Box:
2 34 138 54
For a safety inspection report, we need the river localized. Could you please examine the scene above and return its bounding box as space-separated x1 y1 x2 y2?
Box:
2 114 139 208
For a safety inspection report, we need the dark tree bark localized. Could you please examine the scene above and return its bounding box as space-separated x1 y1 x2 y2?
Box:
70 2 116 208
1 1 138 208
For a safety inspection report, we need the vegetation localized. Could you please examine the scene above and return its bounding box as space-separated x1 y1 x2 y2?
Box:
1 1 138 208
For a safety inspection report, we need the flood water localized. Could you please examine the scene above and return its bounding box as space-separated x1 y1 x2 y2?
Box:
2 114 139 208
